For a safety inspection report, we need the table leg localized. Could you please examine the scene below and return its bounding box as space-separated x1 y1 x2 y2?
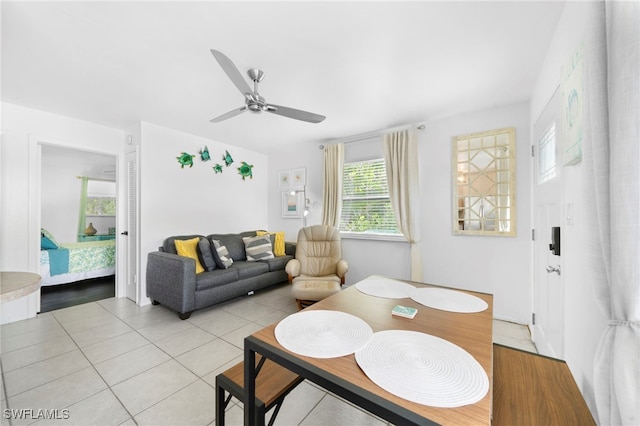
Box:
215 376 225 426
244 339 258 426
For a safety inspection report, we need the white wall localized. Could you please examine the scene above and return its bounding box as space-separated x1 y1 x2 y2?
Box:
136 122 269 304
267 143 324 241
0 102 125 273
530 1 609 417
0 106 271 308
40 148 116 243
421 102 532 323
268 101 531 322
267 141 413 286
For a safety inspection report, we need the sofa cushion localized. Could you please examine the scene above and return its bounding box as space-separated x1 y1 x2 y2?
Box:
197 238 217 271
206 234 247 261
259 255 294 272
212 240 234 269
162 235 205 254
256 231 286 256
243 235 275 261
195 268 239 291
231 261 269 279
174 237 205 274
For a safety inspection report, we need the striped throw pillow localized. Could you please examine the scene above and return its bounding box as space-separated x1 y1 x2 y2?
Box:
243 235 275 262
256 230 286 256
212 239 234 269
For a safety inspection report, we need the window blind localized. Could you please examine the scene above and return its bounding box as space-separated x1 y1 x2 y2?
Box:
339 159 398 234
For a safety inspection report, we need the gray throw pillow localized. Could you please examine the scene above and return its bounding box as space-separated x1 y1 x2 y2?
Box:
197 238 217 271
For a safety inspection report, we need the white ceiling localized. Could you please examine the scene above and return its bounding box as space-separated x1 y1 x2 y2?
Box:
1 1 564 154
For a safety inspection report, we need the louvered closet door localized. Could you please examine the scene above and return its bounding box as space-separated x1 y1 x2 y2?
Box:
125 151 138 302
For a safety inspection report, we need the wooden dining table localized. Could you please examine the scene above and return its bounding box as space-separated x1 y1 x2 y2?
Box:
243 279 494 425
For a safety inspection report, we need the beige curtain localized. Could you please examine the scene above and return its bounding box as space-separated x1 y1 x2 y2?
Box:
383 129 423 282
321 143 344 227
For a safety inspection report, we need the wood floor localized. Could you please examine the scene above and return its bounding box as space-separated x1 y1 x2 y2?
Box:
40 275 115 313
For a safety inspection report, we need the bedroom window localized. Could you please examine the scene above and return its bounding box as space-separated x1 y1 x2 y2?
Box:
339 159 399 236
86 180 116 216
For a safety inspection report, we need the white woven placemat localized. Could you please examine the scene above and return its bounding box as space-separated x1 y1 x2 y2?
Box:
275 310 373 358
355 330 489 407
355 275 416 299
409 287 488 313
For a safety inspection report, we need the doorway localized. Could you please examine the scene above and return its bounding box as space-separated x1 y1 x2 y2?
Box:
39 144 118 310
533 87 565 358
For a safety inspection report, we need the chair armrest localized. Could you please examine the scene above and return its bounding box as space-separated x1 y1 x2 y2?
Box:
146 251 196 314
337 259 349 283
285 258 301 281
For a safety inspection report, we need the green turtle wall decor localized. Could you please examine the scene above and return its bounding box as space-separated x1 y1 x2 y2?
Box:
238 162 254 180
223 150 234 167
213 164 223 174
199 146 211 162
176 152 196 168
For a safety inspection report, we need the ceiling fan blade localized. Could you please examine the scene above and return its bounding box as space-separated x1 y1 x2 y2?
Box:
210 49 253 96
266 104 326 123
210 106 247 123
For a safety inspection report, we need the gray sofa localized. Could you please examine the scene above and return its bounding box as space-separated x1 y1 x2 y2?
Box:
146 231 294 319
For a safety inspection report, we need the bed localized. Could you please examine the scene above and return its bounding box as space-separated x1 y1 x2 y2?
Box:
40 237 116 286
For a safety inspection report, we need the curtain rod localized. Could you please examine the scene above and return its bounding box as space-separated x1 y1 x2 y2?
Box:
76 176 115 182
321 122 426 147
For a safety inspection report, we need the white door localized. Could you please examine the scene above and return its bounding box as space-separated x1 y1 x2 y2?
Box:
533 87 565 358
124 151 138 302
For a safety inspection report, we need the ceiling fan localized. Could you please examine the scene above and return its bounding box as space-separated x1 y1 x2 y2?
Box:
209 49 326 124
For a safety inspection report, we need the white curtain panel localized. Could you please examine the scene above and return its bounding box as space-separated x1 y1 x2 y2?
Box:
383 129 423 282
321 143 344 227
586 2 640 424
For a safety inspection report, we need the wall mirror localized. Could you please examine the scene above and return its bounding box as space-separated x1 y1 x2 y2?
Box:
452 127 516 236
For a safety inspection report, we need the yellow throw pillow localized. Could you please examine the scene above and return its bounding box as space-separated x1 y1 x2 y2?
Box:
174 237 205 274
256 231 286 256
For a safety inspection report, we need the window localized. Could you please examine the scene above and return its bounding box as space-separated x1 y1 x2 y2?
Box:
86 180 116 216
339 159 399 235
538 122 557 184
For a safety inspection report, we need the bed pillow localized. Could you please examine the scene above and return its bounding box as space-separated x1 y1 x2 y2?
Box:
256 231 286 256
212 239 234 269
197 238 217 272
243 235 275 262
41 235 59 250
41 228 59 247
174 237 205 274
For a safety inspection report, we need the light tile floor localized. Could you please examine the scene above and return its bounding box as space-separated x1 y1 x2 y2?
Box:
1 282 536 426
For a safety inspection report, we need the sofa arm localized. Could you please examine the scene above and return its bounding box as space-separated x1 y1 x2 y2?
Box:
285 242 296 256
285 258 301 281
337 259 349 284
146 251 196 315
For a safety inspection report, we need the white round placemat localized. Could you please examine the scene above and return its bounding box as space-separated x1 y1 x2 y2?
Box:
356 275 416 299
409 287 488 313
355 330 489 407
275 310 373 358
